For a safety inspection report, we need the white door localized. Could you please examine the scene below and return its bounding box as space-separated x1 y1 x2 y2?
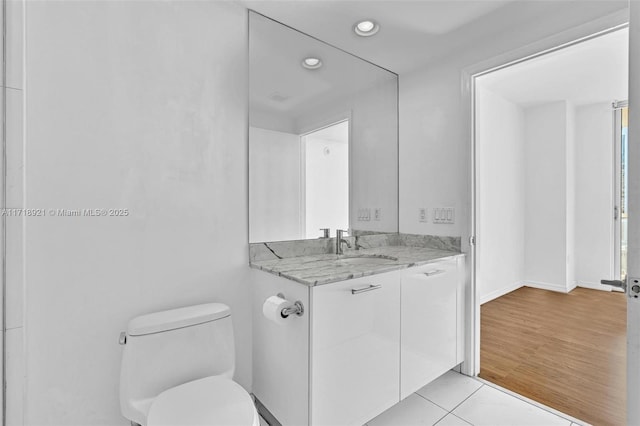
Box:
603 102 639 423
626 4 640 422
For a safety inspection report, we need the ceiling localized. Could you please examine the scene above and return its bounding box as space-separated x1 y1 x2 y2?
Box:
243 0 513 73
240 1 628 75
477 28 628 107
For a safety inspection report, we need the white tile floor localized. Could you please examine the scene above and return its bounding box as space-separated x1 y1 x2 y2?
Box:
258 370 587 426
365 371 586 426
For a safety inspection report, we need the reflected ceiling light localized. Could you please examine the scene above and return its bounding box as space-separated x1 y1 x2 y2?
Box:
354 20 379 37
302 57 322 69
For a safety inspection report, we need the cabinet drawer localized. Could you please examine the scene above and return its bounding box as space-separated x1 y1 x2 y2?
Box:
311 274 400 426
400 260 458 399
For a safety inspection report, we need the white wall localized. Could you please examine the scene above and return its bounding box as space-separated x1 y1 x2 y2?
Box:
399 2 627 241
476 98 576 297
249 127 303 242
475 86 526 303
5 0 25 424
24 2 250 425
575 102 615 289
524 102 570 289
477 96 617 300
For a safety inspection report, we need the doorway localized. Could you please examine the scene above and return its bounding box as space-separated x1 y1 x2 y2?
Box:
300 120 350 239
473 28 628 424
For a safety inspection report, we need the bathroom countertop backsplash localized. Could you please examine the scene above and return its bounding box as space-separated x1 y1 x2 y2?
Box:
249 233 463 286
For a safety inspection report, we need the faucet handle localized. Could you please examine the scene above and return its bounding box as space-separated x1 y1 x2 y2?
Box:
319 228 330 238
336 229 349 238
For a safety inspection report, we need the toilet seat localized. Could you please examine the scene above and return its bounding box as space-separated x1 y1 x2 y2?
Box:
147 376 260 426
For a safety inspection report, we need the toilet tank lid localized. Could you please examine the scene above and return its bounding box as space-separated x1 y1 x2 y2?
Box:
127 303 231 336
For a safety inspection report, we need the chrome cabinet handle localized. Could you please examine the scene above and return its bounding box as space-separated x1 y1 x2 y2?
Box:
423 269 445 276
351 284 382 295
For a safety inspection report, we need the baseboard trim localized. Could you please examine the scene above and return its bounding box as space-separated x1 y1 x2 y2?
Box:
525 280 571 293
481 280 585 301
479 281 524 305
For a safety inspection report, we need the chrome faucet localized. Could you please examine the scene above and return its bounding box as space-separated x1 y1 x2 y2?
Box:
336 229 351 255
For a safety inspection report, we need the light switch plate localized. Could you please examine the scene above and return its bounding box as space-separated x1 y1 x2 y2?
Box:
433 207 455 224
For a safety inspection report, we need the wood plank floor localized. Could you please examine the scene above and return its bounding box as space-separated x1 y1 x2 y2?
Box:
479 286 626 426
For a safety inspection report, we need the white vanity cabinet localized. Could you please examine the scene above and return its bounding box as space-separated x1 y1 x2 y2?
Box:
311 273 401 426
251 254 464 426
400 257 464 399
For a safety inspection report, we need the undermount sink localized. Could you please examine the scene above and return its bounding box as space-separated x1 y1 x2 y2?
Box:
335 255 399 266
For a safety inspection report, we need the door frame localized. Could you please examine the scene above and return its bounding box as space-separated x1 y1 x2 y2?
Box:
626 3 640 422
462 12 628 377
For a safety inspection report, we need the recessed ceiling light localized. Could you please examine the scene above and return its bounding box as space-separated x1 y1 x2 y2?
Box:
302 57 322 70
354 20 379 37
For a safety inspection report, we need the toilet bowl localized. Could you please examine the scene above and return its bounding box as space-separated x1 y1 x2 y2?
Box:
147 376 259 426
119 303 258 426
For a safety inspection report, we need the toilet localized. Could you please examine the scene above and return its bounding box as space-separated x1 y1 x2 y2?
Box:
119 303 260 426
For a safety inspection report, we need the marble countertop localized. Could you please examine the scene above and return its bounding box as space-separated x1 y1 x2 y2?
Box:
250 245 463 286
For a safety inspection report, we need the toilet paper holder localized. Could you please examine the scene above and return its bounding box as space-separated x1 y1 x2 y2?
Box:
277 293 304 318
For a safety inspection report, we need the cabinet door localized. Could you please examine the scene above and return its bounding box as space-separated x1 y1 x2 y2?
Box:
401 260 458 399
311 273 400 426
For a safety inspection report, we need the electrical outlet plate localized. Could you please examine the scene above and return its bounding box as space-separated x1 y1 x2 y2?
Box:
419 208 427 223
374 208 381 221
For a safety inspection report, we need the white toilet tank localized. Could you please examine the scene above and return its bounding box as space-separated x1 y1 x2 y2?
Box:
119 303 235 425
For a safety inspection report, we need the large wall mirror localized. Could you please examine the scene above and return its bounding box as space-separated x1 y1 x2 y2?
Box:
249 12 398 243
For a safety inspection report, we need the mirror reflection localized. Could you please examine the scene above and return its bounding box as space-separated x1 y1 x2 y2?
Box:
249 12 398 243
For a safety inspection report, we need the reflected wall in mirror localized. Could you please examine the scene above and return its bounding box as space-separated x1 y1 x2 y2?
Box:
249 11 398 243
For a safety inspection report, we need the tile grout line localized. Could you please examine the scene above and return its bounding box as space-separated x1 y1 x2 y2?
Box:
413 391 450 412
430 410 450 426
432 411 473 426
439 412 473 426
431 383 484 426
412 382 485 423
447 383 485 414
